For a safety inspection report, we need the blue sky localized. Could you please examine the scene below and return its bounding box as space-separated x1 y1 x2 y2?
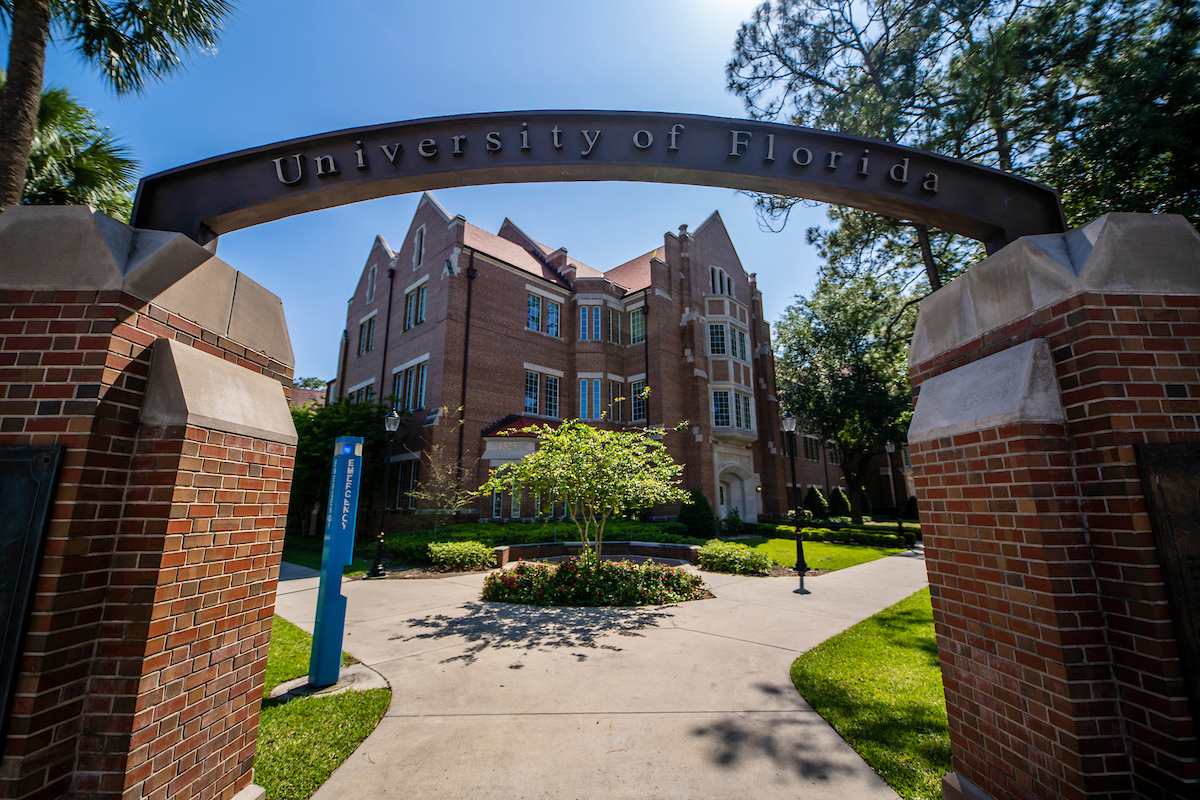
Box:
18 0 831 379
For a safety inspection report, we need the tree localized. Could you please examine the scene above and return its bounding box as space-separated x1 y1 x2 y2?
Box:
0 0 235 209
410 411 478 535
294 376 328 390
2 75 137 218
288 400 400 538
774 270 914 524
678 489 717 538
480 419 689 560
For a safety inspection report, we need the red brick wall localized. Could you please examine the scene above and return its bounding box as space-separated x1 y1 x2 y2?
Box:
911 292 1200 799
0 289 293 799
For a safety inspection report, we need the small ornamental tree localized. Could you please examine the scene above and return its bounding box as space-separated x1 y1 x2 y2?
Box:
829 486 852 518
803 486 830 520
479 419 689 560
411 440 478 535
678 489 717 538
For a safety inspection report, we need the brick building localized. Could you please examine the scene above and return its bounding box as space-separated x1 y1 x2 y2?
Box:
331 193 795 522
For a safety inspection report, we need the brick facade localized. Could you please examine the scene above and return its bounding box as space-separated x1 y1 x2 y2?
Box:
907 214 1200 799
1 208 296 800
334 193 789 523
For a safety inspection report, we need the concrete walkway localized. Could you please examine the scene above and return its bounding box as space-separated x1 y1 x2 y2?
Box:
272 552 929 799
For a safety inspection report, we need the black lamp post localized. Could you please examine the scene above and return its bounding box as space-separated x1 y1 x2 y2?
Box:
782 412 809 595
366 409 401 579
885 440 905 546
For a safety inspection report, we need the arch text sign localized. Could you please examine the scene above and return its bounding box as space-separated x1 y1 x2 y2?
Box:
132 110 1066 253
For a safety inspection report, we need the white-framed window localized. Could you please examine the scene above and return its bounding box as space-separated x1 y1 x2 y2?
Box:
728 392 753 430
512 490 521 518
392 362 427 412
358 316 375 355
804 436 821 462
525 370 540 414
609 308 621 343
630 308 645 343
544 375 559 417
395 460 420 511
741 394 753 430
712 391 731 427
492 489 502 519
609 380 622 422
527 293 542 332
547 300 560 337
579 306 601 340
404 284 426 331
737 329 748 361
347 380 375 405
366 264 377 302
631 380 646 421
708 323 726 356
413 226 425 268
579 378 601 419
710 267 733 298
827 440 842 466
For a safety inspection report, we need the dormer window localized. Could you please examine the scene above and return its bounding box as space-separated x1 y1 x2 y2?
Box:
366 265 377 302
413 226 426 268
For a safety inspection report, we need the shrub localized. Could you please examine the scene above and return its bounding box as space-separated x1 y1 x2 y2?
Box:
904 495 920 520
481 555 707 606
698 539 772 576
803 486 829 519
720 507 746 535
791 508 815 525
427 540 495 571
828 487 851 517
661 521 688 536
677 489 717 538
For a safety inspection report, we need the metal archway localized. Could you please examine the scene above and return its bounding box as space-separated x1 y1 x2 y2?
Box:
132 110 1065 252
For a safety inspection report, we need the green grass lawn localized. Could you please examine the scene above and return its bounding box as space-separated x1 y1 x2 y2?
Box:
791 587 950 800
257 617 389 800
280 536 373 575
739 537 907 571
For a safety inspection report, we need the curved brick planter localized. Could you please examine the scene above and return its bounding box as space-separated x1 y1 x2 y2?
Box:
493 541 700 567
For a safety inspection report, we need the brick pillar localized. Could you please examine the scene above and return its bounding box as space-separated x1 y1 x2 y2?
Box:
907 213 1200 799
0 207 295 800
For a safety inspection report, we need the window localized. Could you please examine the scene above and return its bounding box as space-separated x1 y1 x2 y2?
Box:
413 226 425 268
544 375 559 417
609 381 622 422
630 308 645 343
708 323 726 356
393 362 427 412
737 330 748 361
734 393 743 428
492 489 502 519
512 490 521 518
348 385 374 405
712 391 730 427
609 308 620 343
827 440 842 466
525 371 540 414
710 267 733 298
631 380 646 421
394 460 420 511
803 436 821 462
546 300 560 337
579 378 601 419
367 265 377 302
527 294 542 332
729 393 753 430
358 317 375 355
579 306 601 340
741 394 753 430
404 284 426 331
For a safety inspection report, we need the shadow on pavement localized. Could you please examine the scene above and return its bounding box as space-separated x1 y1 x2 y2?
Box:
393 601 674 665
691 712 859 782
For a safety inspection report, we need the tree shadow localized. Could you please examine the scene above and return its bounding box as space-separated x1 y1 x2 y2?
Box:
690 713 860 782
391 601 674 665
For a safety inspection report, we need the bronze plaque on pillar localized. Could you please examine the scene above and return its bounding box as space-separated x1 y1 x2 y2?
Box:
1135 442 1200 724
0 446 63 736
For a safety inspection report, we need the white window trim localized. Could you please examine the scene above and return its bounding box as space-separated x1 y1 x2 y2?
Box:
577 372 604 379
606 373 624 383
626 299 646 312
404 274 429 295
346 378 375 394
523 362 564 378
525 283 567 304
627 372 646 383
391 353 431 374
358 309 378 325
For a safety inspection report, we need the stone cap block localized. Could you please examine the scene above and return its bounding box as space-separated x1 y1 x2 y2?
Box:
141 337 297 445
0 206 294 367
908 338 1064 444
910 213 1200 368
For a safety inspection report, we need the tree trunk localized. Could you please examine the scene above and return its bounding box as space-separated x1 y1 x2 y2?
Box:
914 223 941 291
0 0 51 208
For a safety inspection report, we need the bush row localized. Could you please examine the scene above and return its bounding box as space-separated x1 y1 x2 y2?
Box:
427 540 494 571
481 556 707 606
771 525 915 548
697 540 772 576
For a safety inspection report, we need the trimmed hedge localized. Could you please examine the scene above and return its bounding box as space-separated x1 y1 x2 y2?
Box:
698 539 772 576
383 520 706 565
481 556 707 606
771 524 915 549
427 540 494 571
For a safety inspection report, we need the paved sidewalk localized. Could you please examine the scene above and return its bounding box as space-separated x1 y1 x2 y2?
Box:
272 552 928 799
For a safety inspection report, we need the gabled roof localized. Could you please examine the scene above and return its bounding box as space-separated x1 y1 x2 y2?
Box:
604 246 662 292
464 223 571 289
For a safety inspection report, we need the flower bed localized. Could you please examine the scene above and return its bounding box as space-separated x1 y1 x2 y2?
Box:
481 555 708 607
